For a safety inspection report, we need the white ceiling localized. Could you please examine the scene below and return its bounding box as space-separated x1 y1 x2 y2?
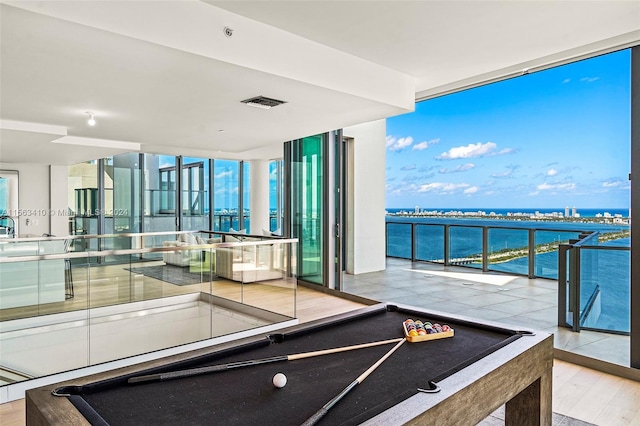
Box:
1 1 639 165
210 1 640 97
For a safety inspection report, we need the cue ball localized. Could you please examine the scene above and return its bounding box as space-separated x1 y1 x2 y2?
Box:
272 372 287 388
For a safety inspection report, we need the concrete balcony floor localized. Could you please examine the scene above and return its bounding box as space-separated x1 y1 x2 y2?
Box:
342 258 630 369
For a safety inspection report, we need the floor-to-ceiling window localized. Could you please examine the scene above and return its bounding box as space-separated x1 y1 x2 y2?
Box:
144 154 177 233
68 161 99 252
103 158 114 235
270 160 284 233
182 157 209 231
242 161 250 231
112 153 142 239
384 48 636 367
291 134 324 285
631 45 639 369
213 159 240 231
67 155 271 244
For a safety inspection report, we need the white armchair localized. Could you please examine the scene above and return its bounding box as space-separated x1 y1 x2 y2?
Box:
162 240 192 267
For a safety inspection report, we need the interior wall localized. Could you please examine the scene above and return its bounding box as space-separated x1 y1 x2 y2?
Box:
343 120 386 274
0 162 51 237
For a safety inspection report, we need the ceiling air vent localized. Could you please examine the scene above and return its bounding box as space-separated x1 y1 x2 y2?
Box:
241 96 287 109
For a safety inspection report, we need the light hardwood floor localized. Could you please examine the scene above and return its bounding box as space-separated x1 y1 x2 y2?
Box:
553 360 640 425
2 279 640 425
0 260 304 322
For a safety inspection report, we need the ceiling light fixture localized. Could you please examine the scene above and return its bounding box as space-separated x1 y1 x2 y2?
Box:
86 112 96 126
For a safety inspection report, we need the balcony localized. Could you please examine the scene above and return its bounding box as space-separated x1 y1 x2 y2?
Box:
343 258 631 370
343 221 633 372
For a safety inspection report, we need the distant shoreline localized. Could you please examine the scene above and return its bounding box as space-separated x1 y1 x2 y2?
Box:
386 210 630 226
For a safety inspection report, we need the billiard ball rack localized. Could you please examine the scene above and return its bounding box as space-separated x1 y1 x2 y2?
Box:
403 319 454 343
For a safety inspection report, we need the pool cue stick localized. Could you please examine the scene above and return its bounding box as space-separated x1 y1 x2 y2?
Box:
300 338 407 426
127 337 404 384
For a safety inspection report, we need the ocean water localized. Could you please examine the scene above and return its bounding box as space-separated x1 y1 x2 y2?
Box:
385 210 630 333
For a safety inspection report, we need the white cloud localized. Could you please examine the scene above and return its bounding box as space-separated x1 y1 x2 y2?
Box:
464 186 479 194
537 182 576 191
412 138 440 151
580 77 600 83
495 148 515 155
412 142 428 151
269 168 278 181
215 170 234 179
401 164 417 171
546 169 558 176
386 135 413 151
491 170 512 178
602 180 630 189
418 182 470 194
562 78 571 84
439 163 475 174
215 187 238 195
389 182 420 195
436 142 512 160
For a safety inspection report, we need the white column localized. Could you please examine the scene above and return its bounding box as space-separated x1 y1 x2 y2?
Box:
249 159 270 235
344 120 387 274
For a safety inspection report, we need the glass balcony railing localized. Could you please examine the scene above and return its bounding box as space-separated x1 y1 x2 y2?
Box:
385 221 601 279
0 232 297 387
558 232 630 334
386 222 412 259
449 225 483 268
415 224 444 263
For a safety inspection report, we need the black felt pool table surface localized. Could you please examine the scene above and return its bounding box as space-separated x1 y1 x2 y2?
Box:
64 306 521 426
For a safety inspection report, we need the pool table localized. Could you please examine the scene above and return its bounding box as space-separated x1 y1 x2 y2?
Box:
26 303 553 425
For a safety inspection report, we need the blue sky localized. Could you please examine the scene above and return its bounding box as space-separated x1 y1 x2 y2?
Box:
385 49 631 210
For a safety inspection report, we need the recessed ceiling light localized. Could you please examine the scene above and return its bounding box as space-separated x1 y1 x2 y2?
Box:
219 129 225 133
86 111 96 126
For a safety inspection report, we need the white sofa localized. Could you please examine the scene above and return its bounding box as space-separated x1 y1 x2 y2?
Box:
215 235 284 283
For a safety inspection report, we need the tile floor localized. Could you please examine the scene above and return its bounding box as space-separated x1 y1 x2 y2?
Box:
342 258 630 368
